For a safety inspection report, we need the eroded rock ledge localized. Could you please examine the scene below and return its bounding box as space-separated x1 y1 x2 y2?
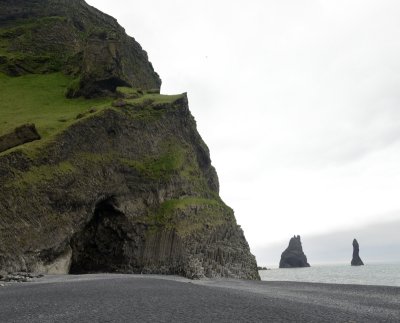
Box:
0 124 41 153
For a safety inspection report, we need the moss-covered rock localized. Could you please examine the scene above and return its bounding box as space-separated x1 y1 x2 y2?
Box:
0 95 259 279
0 0 259 280
0 0 161 97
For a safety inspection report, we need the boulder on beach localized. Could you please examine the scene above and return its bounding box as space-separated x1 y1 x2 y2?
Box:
351 239 364 266
279 235 310 268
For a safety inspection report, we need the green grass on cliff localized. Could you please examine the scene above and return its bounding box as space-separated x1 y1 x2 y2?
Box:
0 16 78 75
0 72 184 140
0 72 186 160
126 93 184 105
8 161 76 190
120 143 186 180
120 139 212 192
148 197 235 236
0 72 112 138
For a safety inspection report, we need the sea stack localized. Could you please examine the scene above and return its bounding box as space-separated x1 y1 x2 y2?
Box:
351 239 364 266
279 235 310 268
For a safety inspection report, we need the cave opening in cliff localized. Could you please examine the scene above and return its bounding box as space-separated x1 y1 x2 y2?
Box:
95 77 130 93
69 197 133 274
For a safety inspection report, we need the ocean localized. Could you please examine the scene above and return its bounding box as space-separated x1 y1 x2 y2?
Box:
259 263 400 287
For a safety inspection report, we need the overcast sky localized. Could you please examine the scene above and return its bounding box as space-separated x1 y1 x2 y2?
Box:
255 218 400 266
87 0 400 264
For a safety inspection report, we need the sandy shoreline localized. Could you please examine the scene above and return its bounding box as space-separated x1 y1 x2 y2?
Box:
1 274 399 322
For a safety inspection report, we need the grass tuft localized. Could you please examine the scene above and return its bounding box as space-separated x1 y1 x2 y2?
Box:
147 197 234 236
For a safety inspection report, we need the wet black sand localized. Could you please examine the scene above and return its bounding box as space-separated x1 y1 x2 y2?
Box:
0 274 399 322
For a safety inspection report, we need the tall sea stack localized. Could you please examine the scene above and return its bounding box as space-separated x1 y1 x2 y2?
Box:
351 239 364 266
279 235 310 268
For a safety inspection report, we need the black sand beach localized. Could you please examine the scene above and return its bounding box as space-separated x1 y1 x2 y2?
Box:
0 274 399 322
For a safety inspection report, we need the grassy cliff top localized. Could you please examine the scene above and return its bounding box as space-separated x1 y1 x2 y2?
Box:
0 72 111 138
0 72 184 155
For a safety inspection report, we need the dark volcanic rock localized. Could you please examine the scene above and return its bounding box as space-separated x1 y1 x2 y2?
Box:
279 235 310 268
0 96 259 280
0 124 41 153
0 0 259 281
351 239 364 266
0 0 161 97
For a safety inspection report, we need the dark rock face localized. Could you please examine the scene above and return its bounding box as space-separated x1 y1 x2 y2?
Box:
351 239 364 266
0 0 161 97
69 196 147 274
0 96 259 280
279 235 310 268
0 124 41 153
0 0 259 280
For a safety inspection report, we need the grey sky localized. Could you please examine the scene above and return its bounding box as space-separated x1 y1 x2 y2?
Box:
87 0 400 262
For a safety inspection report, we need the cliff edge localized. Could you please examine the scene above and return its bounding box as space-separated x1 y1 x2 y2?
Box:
0 0 259 280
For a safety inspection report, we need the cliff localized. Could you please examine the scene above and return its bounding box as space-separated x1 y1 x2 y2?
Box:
0 0 161 97
279 235 310 268
0 1 259 280
351 239 364 266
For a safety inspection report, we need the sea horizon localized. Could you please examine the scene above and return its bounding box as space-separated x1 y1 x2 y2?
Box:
259 262 400 287
260 260 400 269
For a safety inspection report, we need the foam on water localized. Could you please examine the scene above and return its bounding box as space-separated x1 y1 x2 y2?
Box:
259 263 400 287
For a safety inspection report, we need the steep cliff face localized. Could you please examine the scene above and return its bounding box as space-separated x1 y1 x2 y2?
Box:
0 0 161 97
0 94 258 279
0 1 259 280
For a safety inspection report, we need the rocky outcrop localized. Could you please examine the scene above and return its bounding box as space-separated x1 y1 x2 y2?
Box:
0 95 259 280
0 124 41 153
0 0 259 281
279 235 310 268
351 239 364 266
0 0 161 97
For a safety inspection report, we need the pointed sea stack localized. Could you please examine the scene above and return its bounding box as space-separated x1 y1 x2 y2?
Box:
351 239 364 266
279 235 310 268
